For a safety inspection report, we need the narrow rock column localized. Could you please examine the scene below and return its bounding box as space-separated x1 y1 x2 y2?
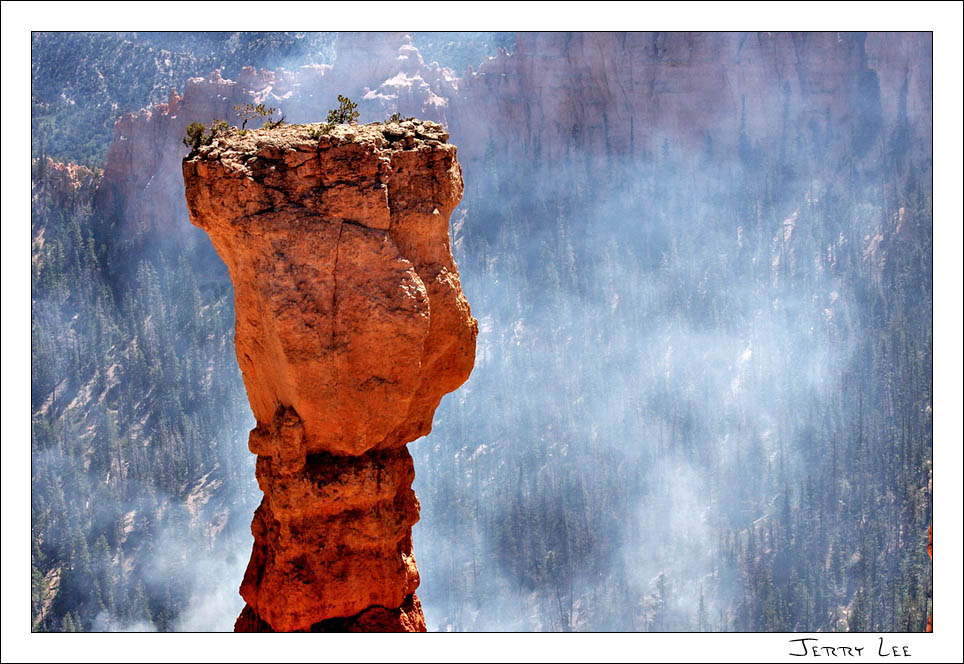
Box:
182 120 477 632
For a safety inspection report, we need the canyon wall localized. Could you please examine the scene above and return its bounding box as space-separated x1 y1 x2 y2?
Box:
453 32 932 166
96 32 931 247
30 30 936 635
182 120 476 631
31 157 101 277
90 31 930 632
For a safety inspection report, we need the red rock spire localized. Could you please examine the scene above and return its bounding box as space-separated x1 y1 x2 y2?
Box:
183 119 476 631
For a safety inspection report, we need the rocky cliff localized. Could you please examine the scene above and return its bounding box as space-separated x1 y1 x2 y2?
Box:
98 32 931 248
182 120 477 631
31 157 101 277
452 32 932 166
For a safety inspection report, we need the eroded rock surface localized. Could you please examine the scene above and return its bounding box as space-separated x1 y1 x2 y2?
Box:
183 120 476 631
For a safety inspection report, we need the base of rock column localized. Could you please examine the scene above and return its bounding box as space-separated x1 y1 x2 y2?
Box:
234 594 426 632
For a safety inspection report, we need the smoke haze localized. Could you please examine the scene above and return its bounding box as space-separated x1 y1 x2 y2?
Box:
28 30 934 634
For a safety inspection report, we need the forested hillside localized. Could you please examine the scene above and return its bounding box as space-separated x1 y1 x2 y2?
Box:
31 153 257 631
30 32 932 632
31 31 512 166
414 136 932 631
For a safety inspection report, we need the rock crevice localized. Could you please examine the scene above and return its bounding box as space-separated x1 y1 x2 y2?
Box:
183 120 476 632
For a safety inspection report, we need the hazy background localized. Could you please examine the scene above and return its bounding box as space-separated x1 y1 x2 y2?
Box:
28 30 934 633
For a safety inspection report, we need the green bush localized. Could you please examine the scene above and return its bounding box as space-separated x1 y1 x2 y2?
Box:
326 95 359 125
384 112 415 124
182 122 207 150
182 119 231 153
209 119 230 136
262 114 285 130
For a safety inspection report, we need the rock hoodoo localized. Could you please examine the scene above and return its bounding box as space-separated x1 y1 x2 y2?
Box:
182 120 477 631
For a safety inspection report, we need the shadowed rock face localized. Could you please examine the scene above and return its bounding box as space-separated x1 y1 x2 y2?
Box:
183 120 476 631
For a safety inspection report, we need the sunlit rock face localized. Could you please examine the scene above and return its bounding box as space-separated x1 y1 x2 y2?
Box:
183 120 476 631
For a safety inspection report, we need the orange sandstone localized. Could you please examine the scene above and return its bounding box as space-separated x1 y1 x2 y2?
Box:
183 120 476 632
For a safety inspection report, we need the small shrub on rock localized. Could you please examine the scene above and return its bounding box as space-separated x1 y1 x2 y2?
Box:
182 119 232 153
234 102 278 130
326 95 359 125
182 122 208 150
